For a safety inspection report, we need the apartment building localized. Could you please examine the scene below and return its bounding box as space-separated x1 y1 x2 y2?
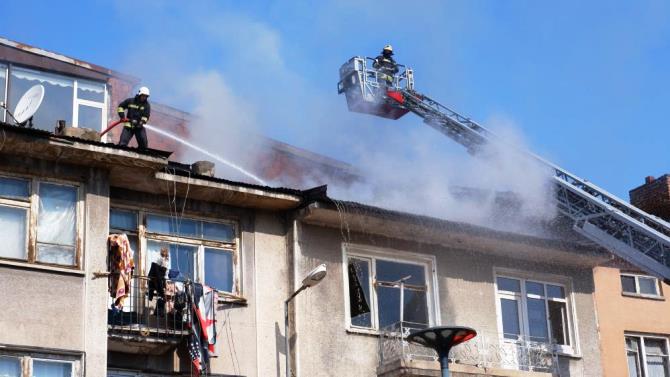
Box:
0 37 615 377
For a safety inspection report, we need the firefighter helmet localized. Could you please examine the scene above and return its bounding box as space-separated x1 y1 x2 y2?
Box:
137 86 150 97
383 44 393 54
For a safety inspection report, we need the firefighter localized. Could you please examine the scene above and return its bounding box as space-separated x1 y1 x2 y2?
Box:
117 86 151 149
373 44 399 88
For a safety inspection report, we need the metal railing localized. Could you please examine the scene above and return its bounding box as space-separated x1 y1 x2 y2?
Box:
107 275 191 342
378 324 558 374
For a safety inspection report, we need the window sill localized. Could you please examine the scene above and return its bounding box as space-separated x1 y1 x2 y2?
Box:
345 327 381 337
621 292 665 301
0 259 85 276
556 351 582 359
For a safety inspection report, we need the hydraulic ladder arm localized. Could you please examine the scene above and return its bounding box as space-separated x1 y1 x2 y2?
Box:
398 89 670 283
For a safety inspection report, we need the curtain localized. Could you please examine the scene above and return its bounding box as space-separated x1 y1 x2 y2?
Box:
36 184 77 265
0 206 27 260
11 67 73 88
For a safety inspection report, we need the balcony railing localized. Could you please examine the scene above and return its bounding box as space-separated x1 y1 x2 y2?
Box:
378 322 558 374
107 275 191 344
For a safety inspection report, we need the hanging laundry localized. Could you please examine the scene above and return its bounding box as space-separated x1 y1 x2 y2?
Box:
108 234 135 310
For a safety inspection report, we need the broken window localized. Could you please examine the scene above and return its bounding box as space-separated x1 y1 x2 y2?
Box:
345 248 433 331
496 275 574 352
110 209 239 294
0 174 80 267
621 273 661 297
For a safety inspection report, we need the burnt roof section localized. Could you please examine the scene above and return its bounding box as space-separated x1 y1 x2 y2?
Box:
0 121 172 159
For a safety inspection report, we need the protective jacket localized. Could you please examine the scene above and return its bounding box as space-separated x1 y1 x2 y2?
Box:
117 96 151 128
373 53 399 78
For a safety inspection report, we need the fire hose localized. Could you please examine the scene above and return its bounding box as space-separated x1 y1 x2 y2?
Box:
100 118 129 136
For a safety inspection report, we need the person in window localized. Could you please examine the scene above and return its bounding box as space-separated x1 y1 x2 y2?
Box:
373 45 399 89
117 86 151 149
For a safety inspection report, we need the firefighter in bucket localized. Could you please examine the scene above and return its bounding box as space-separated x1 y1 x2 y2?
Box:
373 44 399 89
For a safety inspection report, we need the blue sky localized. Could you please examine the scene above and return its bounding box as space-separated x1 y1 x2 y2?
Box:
2 0 669 200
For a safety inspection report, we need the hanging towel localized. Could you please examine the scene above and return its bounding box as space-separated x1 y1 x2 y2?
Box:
108 234 135 308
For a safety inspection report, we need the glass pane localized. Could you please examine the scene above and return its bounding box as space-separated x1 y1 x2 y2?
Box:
32 360 72 377
403 289 428 326
547 285 565 299
77 104 102 130
497 277 521 293
621 275 637 293
37 244 75 265
147 240 197 281
348 258 371 328
627 336 641 352
204 248 233 292
527 297 548 342
376 259 425 286
548 301 569 345
639 277 659 296
0 355 21 377
37 183 77 246
0 176 30 199
202 221 235 242
377 286 400 329
646 355 668 377
110 209 137 231
77 79 105 102
500 298 521 340
0 205 27 260
645 338 668 355
146 214 199 238
526 281 544 296
9 67 73 131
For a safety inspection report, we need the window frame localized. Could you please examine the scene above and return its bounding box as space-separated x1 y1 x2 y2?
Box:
5 63 108 131
494 269 578 355
0 172 83 269
621 273 663 299
342 243 440 334
109 207 241 296
625 333 670 377
1 62 8 123
0 349 80 377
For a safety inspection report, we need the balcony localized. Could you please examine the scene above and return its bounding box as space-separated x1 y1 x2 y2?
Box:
377 323 557 377
107 275 191 355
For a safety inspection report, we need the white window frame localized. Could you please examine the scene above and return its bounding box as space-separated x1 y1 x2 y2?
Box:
0 172 83 269
625 333 670 377
109 208 241 296
72 78 108 131
621 273 663 298
1 62 8 123
494 269 578 355
0 351 80 377
342 243 440 334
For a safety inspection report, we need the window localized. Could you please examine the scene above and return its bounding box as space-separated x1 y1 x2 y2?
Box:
109 209 238 294
496 274 574 353
7 66 107 132
344 246 436 331
0 175 80 267
626 335 670 377
621 273 662 298
0 352 78 377
0 63 7 122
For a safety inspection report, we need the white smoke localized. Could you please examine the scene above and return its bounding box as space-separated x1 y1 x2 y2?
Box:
119 4 558 234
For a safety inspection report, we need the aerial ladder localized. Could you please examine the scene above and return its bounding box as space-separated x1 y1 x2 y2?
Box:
338 56 670 284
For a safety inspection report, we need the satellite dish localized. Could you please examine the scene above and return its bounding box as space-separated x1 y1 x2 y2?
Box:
13 84 45 124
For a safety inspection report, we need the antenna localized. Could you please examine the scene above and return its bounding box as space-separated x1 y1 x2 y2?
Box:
2 84 45 128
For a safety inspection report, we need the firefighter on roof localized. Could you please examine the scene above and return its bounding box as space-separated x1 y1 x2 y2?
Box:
117 86 151 149
373 45 399 87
